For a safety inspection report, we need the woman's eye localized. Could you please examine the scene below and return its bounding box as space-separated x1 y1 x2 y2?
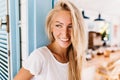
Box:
68 25 72 28
56 25 62 28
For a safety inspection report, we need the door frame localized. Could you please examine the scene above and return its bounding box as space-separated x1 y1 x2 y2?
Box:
9 0 21 79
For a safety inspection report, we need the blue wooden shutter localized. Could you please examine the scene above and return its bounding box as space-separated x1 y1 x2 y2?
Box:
0 0 10 80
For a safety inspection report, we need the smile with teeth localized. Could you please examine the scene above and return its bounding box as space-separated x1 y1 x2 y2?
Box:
60 38 69 42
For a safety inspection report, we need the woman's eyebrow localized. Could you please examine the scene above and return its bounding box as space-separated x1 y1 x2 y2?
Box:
56 21 72 25
55 21 63 25
68 23 72 25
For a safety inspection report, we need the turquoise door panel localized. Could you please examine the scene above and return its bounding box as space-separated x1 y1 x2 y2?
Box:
27 0 52 54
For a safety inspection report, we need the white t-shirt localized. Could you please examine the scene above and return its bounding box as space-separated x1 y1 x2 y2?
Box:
23 46 68 80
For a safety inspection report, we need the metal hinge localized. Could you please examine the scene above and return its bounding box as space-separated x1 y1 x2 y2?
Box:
8 50 10 57
0 15 9 33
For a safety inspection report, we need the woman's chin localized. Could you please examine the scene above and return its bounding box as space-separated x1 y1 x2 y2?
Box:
59 42 71 48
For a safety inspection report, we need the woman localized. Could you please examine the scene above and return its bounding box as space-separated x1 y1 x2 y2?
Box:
14 0 87 80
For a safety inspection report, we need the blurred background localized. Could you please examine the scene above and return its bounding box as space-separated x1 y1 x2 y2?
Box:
0 0 120 80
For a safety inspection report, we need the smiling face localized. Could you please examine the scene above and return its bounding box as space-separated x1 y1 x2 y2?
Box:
51 10 72 49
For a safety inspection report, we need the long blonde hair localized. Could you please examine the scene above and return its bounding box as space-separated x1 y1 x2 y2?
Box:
46 0 87 80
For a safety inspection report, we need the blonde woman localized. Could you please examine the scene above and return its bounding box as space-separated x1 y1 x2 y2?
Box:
14 0 87 80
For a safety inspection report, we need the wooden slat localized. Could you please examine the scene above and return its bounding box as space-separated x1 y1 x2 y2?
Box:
0 39 7 44
0 74 8 80
0 57 8 66
0 43 7 49
0 52 8 62
0 63 8 74
0 47 7 53
0 68 8 80
0 35 7 39
0 0 7 17
0 30 7 34
0 0 9 79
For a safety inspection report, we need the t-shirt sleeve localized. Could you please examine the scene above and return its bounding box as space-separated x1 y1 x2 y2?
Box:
22 49 44 75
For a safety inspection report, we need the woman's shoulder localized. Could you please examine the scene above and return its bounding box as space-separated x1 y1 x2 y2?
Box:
22 46 49 75
37 46 49 53
30 46 51 60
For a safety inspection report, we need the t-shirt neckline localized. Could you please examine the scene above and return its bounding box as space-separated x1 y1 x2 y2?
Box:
44 46 69 66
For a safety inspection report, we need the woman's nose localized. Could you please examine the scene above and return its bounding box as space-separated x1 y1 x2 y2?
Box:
62 28 69 37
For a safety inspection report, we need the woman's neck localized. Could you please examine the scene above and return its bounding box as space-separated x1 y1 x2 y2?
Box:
47 42 69 63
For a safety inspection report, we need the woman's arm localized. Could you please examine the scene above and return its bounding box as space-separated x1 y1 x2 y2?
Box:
14 67 33 80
